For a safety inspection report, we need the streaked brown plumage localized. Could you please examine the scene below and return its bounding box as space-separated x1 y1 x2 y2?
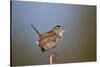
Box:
31 24 64 52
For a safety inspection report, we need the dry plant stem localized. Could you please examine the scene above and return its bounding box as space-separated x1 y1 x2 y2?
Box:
49 50 57 64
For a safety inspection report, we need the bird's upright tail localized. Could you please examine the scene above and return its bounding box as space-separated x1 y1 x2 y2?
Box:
31 24 40 36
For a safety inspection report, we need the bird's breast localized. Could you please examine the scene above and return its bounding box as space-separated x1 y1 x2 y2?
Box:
59 32 63 37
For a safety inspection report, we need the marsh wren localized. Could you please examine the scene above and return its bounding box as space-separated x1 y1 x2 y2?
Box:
31 24 64 52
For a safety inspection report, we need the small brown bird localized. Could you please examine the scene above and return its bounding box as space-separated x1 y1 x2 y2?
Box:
31 24 64 52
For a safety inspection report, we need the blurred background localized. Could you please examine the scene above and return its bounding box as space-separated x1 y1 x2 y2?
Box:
11 1 96 66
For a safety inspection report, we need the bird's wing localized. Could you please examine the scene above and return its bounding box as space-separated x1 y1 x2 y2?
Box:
39 32 57 47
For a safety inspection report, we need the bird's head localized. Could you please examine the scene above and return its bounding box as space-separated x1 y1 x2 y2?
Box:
51 25 64 34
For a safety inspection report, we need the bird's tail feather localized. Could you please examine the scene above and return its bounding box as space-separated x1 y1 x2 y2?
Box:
31 24 40 36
